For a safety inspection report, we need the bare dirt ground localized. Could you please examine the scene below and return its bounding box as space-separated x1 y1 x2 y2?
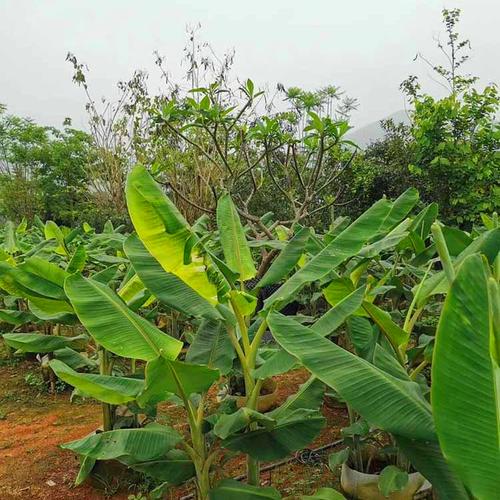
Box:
0 356 347 499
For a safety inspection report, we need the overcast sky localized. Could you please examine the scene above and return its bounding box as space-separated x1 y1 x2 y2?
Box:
1 0 498 130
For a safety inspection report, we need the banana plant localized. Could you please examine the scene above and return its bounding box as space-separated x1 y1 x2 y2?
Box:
267 236 500 499
125 165 321 485
50 268 327 498
123 165 423 488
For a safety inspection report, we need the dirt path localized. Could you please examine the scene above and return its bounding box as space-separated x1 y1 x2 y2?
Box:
0 358 347 499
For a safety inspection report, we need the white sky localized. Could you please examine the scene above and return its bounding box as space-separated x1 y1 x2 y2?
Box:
1 0 498 129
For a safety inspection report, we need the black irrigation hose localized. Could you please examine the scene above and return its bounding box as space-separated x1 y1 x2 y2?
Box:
179 439 343 500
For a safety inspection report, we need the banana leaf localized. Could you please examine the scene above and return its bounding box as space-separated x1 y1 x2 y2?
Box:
129 449 195 484
0 309 37 326
268 312 467 499
210 479 281 499
217 193 256 281
49 359 144 405
264 190 417 311
65 274 182 361
138 355 220 406
124 234 220 320
61 424 182 462
2 332 87 353
222 408 325 461
258 227 310 288
126 165 218 305
432 254 500 498
186 319 235 375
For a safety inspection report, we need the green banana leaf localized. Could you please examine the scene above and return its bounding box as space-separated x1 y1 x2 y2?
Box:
347 316 377 362
1 261 66 300
124 234 220 320
2 332 87 353
91 265 120 284
53 347 98 370
61 424 182 462
313 285 366 336
138 355 220 406
0 260 75 323
216 193 256 281
357 219 412 258
186 319 235 375
28 297 76 323
4 221 18 254
268 312 434 439
376 188 419 235
432 254 500 499
441 226 473 256
252 348 298 379
255 286 365 379
209 479 281 499
269 376 324 419
49 359 144 405
323 278 357 308
410 203 438 242
258 227 311 288
44 220 68 255
0 247 11 262
222 408 325 461
0 309 37 326
66 245 87 274
362 302 409 353
126 165 218 305
214 408 276 440
88 253 128 265
117 273 149 306
20 256 68 288
415 227 500 306
74 455 96 486
372 344 409 380
65 274 182 361
129 449 195 484
395 436 468 500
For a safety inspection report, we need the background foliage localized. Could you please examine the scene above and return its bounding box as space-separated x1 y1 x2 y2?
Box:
0 9 497 230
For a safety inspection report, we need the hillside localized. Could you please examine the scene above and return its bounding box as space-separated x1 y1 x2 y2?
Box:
347 109 410 148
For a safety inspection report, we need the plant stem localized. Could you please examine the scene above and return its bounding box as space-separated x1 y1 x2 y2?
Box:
247 455 260 486
248 319 268 367
230 296 251 355
227 299 269 486
431 222 455 284
245 377 264 485
175 368 211 499
99 347 113 431
410 359 429 380
191 422 209 499
404 262 432 332
247 379 264 409
405 308 423 336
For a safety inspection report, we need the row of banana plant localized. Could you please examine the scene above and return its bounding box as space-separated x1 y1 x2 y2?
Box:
0 165 498 499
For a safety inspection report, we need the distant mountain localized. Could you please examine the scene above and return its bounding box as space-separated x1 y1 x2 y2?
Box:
347 110 410 149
